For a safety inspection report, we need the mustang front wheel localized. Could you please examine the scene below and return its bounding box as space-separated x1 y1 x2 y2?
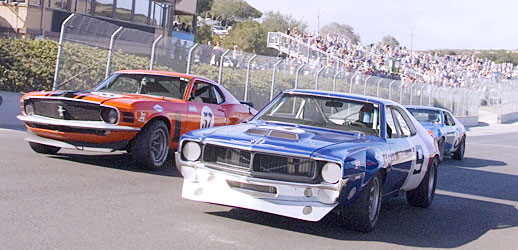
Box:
29 142 61 155
132 120 170 170
340 172 382 233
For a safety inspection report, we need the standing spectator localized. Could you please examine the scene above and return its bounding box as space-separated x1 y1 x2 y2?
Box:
212 42 223 66
200 41 212 64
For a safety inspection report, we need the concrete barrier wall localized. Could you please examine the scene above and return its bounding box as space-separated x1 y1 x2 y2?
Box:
498 112 518 124
457 116 479 127
0 91 24 129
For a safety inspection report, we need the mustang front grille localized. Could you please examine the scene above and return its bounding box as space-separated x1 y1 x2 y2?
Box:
202 144 251 175
29 99 101 121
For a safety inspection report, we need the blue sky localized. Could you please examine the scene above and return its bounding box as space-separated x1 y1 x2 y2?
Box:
246 0 517 50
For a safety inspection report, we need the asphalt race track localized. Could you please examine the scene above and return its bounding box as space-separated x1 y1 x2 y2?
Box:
1 127 517 250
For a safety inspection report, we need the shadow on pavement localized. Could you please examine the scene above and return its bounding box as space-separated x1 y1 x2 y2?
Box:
49 152 182 178
207 193 517 248
442 157 506 168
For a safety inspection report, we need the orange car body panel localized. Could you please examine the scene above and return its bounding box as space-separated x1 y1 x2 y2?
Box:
19 70 257 150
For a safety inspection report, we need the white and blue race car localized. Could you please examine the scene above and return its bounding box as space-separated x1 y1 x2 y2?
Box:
405 105 466 161
176 90 440 232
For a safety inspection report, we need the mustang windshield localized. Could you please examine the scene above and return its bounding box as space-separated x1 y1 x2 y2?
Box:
255 93 380 136
408 109 442 124
95 73 190 99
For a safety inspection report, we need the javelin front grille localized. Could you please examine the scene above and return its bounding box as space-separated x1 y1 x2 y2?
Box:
30 99 101 121
201 144 319 183
202 144 252 175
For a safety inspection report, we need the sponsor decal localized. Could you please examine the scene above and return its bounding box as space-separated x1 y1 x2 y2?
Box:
189 105 197 112
200 106 215 129
90 92 123 98
153 104 164 113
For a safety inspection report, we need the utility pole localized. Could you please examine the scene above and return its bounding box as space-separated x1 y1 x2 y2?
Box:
317 9 320 35
410 26 414 55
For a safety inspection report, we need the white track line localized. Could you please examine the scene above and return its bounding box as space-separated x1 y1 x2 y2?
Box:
467 142 518 149
436 189 518 208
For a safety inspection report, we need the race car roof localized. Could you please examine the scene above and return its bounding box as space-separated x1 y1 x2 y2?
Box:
284 89 400 106
114 70 217 85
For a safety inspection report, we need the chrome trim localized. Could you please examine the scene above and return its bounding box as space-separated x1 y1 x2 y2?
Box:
24 96 101 105
17 115 140 131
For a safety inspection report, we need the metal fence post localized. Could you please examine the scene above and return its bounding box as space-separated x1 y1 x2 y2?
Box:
149 34 163 71
429 85 436 107
333 70 342 92
363 76 373 96
399 82 405 104
185 43 199 74
218 49 231 84
388 80 396 101
349 72 358 93
244 54 257 101
409 82 417 105
295 62 305 90
53 13 75 90
315 67 325 90
419 84 427 106
271 59 283 100
105 26 123 79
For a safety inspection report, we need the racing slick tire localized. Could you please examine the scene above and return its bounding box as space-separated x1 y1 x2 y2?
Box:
340 172 382 233
131 120 170 170
452 136 465 160
29 142 61 155
406 157 438 208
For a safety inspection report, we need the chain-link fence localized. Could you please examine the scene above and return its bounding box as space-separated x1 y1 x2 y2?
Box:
54 14 487 118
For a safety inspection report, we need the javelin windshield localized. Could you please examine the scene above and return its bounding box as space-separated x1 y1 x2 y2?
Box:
254 93 381 136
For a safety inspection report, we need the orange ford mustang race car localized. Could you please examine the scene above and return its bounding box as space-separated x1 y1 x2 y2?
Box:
17 70 256 169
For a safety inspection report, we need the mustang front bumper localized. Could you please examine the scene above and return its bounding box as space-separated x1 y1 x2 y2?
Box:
176 152 348 221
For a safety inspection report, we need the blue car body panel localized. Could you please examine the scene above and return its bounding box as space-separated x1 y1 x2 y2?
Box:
176 90 439 221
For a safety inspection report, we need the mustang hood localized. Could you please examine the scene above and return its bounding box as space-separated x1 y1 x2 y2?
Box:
25 90 184 105
193 122 376 158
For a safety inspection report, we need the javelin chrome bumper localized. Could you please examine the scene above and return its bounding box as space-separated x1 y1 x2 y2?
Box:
17 115 140 132
176 152 347 222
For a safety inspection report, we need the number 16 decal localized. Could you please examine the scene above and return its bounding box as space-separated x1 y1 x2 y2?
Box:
413 145 425 174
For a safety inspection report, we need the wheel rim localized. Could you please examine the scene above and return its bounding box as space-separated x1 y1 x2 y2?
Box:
368 177 380 222
150 128 168 165
428 162 436 198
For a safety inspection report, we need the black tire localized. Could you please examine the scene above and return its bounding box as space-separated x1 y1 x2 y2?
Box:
29 142 61 154
340 172 382 233
407 157 438 208
452 137 465 160
131 120 170 170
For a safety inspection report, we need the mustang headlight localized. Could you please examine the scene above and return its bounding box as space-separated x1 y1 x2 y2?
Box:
321 163 342 184
182 141 201 161
101 107 119 124
24 101 35 116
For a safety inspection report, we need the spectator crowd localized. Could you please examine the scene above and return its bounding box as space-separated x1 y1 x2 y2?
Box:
282 28 516 88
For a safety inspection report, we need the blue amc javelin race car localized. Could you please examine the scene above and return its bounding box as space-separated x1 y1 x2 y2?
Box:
405 105 466 161
176 90 440 232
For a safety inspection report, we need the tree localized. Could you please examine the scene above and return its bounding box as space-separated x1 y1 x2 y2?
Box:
221 20 274 55
320 22 360 44
381 35 400 49
260 11 307 33
209 0 262 27
198 0 213 17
